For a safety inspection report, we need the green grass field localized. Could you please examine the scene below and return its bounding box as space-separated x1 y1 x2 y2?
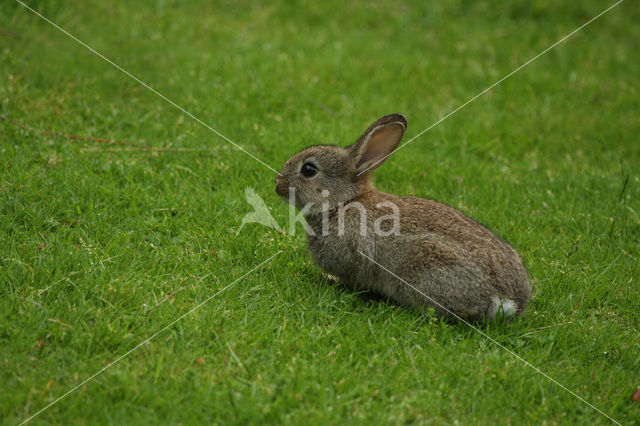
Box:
1 0 639 424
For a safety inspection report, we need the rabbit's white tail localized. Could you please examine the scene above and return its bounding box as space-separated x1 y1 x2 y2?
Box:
488 296 518 319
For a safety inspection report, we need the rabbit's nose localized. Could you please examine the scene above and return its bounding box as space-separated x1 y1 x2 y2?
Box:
275 176 287 197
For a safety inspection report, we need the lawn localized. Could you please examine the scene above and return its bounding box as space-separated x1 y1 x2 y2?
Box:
1 0 639 424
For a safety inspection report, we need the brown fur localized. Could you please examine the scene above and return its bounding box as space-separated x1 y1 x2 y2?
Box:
276 114 531 321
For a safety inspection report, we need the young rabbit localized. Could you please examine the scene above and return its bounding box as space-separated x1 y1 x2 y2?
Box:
275 114 531 321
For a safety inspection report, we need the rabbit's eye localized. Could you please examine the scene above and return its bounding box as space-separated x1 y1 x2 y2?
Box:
301 162 318 178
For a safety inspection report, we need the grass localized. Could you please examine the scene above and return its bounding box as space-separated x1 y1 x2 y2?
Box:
1 0 639 423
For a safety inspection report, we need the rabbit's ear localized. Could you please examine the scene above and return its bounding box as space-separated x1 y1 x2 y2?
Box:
350 114 407 173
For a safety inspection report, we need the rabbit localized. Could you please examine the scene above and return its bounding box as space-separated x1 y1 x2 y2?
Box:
275 114 531 321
